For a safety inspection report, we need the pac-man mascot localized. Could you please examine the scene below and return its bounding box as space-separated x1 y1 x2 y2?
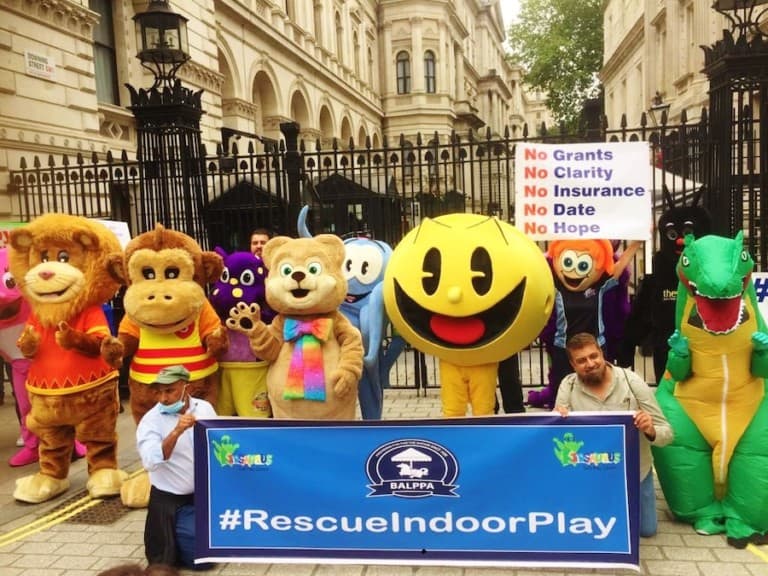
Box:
298 206 398 419
383 214 554 416
652 232 768 547
528 239 640 408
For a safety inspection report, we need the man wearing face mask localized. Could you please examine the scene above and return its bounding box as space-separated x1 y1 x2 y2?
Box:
136 365 217 570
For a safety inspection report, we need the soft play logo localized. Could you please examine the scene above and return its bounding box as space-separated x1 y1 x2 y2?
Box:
553 433 622 467
212 435 273 469
366 439 459 498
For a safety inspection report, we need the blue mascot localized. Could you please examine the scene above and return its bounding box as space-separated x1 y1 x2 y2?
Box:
298 206 398 419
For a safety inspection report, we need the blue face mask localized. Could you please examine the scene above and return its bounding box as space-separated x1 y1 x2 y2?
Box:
158 385 187 415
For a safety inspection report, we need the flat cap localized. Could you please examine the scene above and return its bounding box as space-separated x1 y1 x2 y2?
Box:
150 365 190 386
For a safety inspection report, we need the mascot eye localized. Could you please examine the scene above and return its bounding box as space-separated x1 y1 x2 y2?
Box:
560 250 578 272
220 268 230 283
470 247 493 295
741 251 749 262
40 251 49 263
280 263 294 277
421 247 441 295
344 259 353 273
57 250 70 263
307 262 323 275
240 270 256 286
344 243 384 284
574 255 594 277
665 228 679 241
165 267 180 279
3 272 15 290
142 266 156 280
681 255 690 267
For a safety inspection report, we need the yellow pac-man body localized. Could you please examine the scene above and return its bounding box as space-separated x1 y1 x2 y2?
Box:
383 214 555 367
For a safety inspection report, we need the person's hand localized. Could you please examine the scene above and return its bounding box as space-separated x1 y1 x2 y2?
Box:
176 413 196 433
668 330 690 357
634 410 656 441
554 405 569 417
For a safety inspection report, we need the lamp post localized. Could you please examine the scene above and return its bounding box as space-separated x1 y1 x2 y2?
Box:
126 0 208 244
703 0 768 261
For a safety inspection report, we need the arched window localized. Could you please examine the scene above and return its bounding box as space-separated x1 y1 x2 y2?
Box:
424 50 436 94
396 51 411 94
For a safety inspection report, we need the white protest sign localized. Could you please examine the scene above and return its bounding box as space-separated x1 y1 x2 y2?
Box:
93 219 131 248
514 142 652 240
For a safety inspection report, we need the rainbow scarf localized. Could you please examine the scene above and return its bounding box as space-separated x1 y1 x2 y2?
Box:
283 317 333 401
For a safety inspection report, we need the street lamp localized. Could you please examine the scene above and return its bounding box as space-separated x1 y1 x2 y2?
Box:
713 0 768 38
648 91 671 127
126 0 207 243
134 0 190 88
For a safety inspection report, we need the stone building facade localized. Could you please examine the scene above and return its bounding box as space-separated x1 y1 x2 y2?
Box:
0 0 528 217
601 0 729 130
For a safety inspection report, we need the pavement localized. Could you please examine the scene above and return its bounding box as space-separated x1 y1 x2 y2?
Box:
0 386 767 576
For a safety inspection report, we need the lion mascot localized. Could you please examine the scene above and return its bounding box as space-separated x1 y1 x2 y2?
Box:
8 214 126 503
228 234 363 419
107 224 228 507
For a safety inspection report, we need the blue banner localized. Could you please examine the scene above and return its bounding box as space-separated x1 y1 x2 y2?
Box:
195 413 639 570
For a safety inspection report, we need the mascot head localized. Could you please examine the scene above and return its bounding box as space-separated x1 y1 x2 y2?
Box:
677 231 753 334
107 224 223 335
9 215 121 327
0 247 30 329
262 235 348 316
383 214 554 366
547 239 614 293
342 236 392 304
658 186 712 259
210 248 273 323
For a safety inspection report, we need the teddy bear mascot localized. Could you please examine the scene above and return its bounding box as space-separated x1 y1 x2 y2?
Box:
107 224 228 507
8 214 126 503
526 238 641 409
383 213 554 417
651 232 768 547
228 233 364 419
210 248 275 417
622 188 712 383
297 206 397 419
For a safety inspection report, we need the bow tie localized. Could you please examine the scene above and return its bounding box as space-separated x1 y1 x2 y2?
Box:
284 318 333 342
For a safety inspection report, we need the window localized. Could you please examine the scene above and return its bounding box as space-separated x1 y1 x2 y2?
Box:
396 51 411 94
424 50 436 93
90 0 119 104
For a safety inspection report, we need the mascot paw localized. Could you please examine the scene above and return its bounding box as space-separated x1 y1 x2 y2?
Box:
668 329 690 357
526 387 553 409
752 331 768 352
120 470 151 508
54 321 76 349
14 473 70 503
17 325 40 358
227 302 262 334
205 325 229 359
86 468 128 498
331 371 355 397
100 336 124 368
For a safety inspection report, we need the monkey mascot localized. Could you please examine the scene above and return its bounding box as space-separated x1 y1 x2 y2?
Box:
108 224 228 507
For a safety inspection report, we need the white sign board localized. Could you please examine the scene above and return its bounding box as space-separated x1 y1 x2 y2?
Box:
514 142 652 241
93 219 131 248
24 51 56 80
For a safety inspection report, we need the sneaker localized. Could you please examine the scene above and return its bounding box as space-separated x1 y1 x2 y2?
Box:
15 436 24 447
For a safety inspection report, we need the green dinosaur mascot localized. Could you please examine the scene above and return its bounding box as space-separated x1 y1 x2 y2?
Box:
652 231 768 547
